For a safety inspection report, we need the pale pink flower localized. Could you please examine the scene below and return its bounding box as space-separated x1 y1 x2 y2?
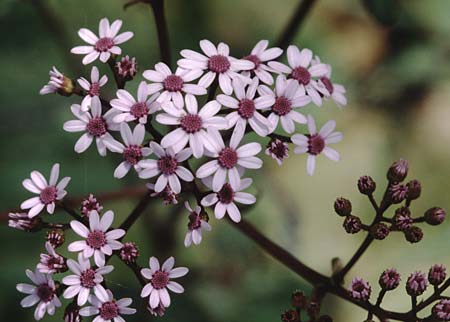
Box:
37 242 66 274
39 66 71 95
63 253 113 306
201 177 256 223
217 77 273 136
140 256 188 309
77 66 108 112
71 18 134 65
68 210 125 267
258 75 310 133
184 201 211 247
20 163 71 218
156 94 228 158
143 62 206 108
16 269 62 321
196 124 262 191
104 123 151 179
269 45 330 106
110 81 160 124
79 288 136 321
178 39 254 95
138 142 193 194
241 40 283 85
291 115 343 176
63 97 120 156
116 55 138 79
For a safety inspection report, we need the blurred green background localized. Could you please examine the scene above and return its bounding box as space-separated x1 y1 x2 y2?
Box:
1 0 450 321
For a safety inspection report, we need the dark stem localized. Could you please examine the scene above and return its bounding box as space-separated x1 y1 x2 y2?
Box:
58 201 84 222
148 0 172 67
119 194 153 231
207 80 219 102
275 0 318 50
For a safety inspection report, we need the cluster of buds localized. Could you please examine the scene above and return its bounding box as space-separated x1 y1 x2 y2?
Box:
281 290 332 322
334 159 446 243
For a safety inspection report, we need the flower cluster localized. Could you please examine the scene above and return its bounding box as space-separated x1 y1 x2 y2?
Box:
280 290 333 322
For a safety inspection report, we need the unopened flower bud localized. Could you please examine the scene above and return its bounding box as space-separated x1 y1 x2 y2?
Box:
343 215 362 234
8 213 42 232
379 268 401 291
306 302 320 319
406 180 421 200
116 55 138 80
334 197 352 216
404 226 423 243
370 223 390 240
406 271 428 296
291 290 307 309
393 207 412 231
39 66 74 96
120 242 139 264
147 303 165 317
432 299 450 321
424 207 446 226
388 184 408 204
281 309 299 322
428 264 446 286
357 176 376 195
64 303 81 322
348 277 371 301
387 159 408 183
80 194 103 217
266 138 289 165
46 230 65 248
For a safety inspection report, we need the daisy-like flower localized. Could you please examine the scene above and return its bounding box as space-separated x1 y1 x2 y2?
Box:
312 56 347 108
138 142 193 194
77 66 108 112
16 269 62 321
258 75 310 133
156 94 228 158
201 177 256 223
291 115 343 176
269 45 330 106
68 210 125 267
79 288 136 321
71 18 134 65
37 242 66 274
184 201 211 247
63 97 119 156
196 124 262 191
104 123 151 179
62 253 113 306
217 77 273 136
140 256 189 310
20 163 71 218
241 40 283 85
143 62 206 109
177 39 254 95
39 66 73 96
110 81 160 124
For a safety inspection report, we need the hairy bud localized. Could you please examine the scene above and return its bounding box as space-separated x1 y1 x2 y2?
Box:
424 207 446 226
370 223 390 240
343 215 362 234
357 176 376 195
406 180 421 201
404 226 423 243
387 159 408 183
334 198 352 216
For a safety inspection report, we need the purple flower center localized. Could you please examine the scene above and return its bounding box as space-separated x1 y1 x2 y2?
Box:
218 147 238 169
100 301 119 320
208 55 230 73
307 134 325 155
94 37 114 52
268 140 289 160
188 213 202 230
87 117 108 137
80 268 97 288
163 75 184 92
130 102 149 119
37 284 54 302
217 183 235 204
291 67 311 85
89 82 100 97
86 231 107 249
272 96 292 116
151 271 169 289
320 77 334 94
40 186 57 205
123 145 143 165
180 114 203 133
157 156 178 175
243 54 261 70
238 99 255 119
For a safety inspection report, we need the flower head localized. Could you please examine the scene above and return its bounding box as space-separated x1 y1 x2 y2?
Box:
16 269 62 321
120 242 139 264
68 210 125 267
63 97 120 156
39 66 74 96
37 242 67 274
141 256 189 310
379 268 401 291
80 194 103 217
71 18 134 64
291 115 343 176
428 264 446 286
20 163 71 218
406 271 428 296
116 55 138 79
184 201 211 247
8 212 41 231
146 183 178 205
433 299 450 321
348 277 371 301
77 66 108 112
265 138 289 165
46 230 65 248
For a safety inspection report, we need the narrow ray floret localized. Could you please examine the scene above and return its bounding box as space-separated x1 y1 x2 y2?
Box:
37 242 66 274
291 115 343 176
105 123 151 179
141 256 189 311
77 66 108 112
71 18 134 64
143 62 206 108
16 269 62 321
178 39 254 94
184 201 211 247
68 210 125 267
39 66 73 96
20 163 71 218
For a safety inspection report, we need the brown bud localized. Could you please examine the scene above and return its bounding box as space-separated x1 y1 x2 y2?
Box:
334 198 352 216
